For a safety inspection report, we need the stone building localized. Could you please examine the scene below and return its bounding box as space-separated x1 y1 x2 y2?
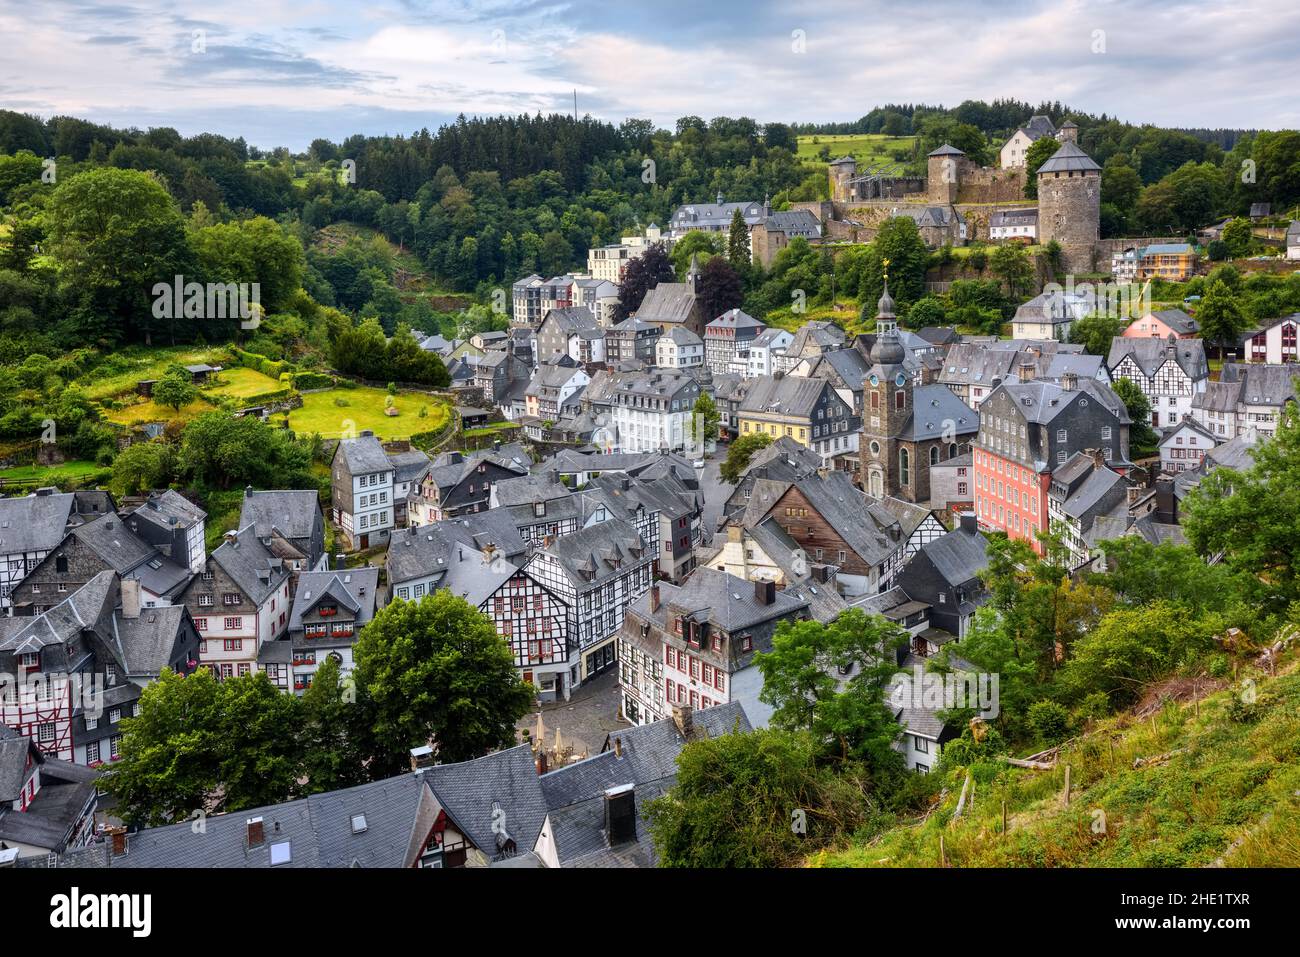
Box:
1036 141 1102 273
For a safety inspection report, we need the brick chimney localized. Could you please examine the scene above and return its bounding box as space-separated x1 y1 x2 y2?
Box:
649 584 660 613
120 578 141 619
106 825 128 857
1018 358 1036 382
671 702 693 737
754 579 776 606
1061 372 1078 392
246 817 264 848
1089 448 1106 471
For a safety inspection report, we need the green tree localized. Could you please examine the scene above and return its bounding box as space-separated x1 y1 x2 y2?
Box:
1110 376 1159 458
1196 279 1248 357
756 609 908 769
46 166 191 345
351 590 534 773
1221 217 1254 259
102 668 306 826
1069 313 1126 356
719 431 773 483
152 370 198 411
989 242 1035 301
645 728 878 867
691 392 720 445
697 255 743 321
300 655 369 793
109 440 176 497
180 410 313 490
1184 399 1300 602
1023 136 1062 199
727 207 750 269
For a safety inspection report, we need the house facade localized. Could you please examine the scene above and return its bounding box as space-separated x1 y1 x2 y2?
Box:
1108 334 1208 429
331 434 395 551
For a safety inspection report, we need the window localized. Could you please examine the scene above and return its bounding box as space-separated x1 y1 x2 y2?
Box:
86 740 100 764
223 593 241 606
1056 429 1067 443
915 737 929 754
195 617 208 631
37 722 55 743
224 617 242 630
109 708 121 724
86 716 98 731
198 594 214 607
223 639 243 652
899 448 910 486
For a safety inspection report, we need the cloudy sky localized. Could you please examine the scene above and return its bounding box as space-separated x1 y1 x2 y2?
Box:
1 0 1294 150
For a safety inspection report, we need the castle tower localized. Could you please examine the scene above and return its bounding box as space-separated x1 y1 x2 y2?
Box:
859 279 913 498
1037 140 1101 274
828 156 857 203
927 144 964 205
1057 120 1079 144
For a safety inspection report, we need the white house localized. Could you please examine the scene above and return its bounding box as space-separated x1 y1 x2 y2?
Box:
1108 335 1209 429
1159 419 1220 474
746 328 794 378
609 370 702 454
330 434 395 551
989 208 1038 241
1240 314 1300 364
655 326 705 370
1287 221 1300 261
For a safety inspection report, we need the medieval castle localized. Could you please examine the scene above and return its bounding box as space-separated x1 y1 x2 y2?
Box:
797 120 1103 274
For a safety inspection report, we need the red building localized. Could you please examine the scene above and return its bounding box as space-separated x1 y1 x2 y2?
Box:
973 376 1131 554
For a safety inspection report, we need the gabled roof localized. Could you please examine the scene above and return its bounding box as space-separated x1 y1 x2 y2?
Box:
1145 308 1200 335
0 489 75 556
898 384 978 441
424 744 548 860
634 282 698 325
0 724 41 803
334 435 391 475
289 568 379 633
0 571 116 654
927 143 965 157
386 513 527 586
737 375 835 418
110 604 192 677
209 526 290 605
239 489 324 548
916 524 989 587
128 489 206 532
1108 335 1208 381
536 519 649 589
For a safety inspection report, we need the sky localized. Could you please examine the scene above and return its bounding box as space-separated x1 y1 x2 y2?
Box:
1 0 1296 151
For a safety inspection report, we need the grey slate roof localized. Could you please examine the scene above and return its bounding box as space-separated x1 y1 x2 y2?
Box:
239 489 325 549
1108 336 1209 381
1145 308 1200 336
111 604 191 677
386 513 527 586
540 519 649 589
0 571 116 654
423 744 548 861
1036 140 1101 174
899 384 978 441
334 435 391 475
128 489 206 532
209 525 290 605
0 724 37 803
113 771 435 868
918 524 989 587
289 568 379 633
0 489 75 556
387 448 432 485
662 566 809 633
634 281 697 325
738 375 834 418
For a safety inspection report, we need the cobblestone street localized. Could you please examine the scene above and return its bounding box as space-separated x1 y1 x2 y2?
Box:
515 667 628 761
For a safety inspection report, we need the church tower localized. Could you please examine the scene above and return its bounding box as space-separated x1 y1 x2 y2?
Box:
859 279 913 498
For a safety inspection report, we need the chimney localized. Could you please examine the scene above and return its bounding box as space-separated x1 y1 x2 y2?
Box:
1018 358 1036 382
613 736 623 758
727 524 742 544
959 511 977 534
120 578 141 619
1061 371 1078 392
244 484 254 497
1090 448 1106 471
409 745 435 771
246 817 264 848
649 584 660 613
754 578 776 606
106 825 128 857
223 529 238 546
1127 485 1142 508
604 783 637 844
671 702 693 737
536 750 549 775
360 430 374 438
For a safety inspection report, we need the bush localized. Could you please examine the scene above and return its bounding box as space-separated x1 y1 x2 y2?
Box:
1027 700 1072 743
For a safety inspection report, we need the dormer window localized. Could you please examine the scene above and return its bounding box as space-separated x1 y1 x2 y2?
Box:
534 502 545 517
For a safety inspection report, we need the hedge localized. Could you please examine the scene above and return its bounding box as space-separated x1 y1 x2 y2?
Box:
230 346 293 380
292 371 335 391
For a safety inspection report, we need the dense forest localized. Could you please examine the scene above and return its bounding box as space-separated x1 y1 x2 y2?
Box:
0 102 1297 363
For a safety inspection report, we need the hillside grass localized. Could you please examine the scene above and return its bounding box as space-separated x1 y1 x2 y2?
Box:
77 346 227 401
812 648 1300 868
281 385 451 440
796 134 917 170
102 396 211 427
202 366 282 399
0 460 103 483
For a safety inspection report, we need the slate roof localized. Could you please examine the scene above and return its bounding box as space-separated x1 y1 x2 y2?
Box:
111 604 190 677
0 489 75 556
740 435 824 481
1108 336 1209 381
1052 458 1128 523
899 384 978 441
128 489 206 532
541 305 602 339
113 771 435 868
334 435 392 475
665 567 809 632
998 378 1130 426
388 448 432 485
603 700 751 785
918 524 989 587
239 489 325 550
538 519 649 589
0 571 116 655
0 746 97 852
0 724 37 803
209 526 290 605
1145 308 1200 336
289 568 379 633
634 282 697 325
70 511 158 574
423 744 548 861
386 513 527 585
1214 362 1300 408
927 143 965 157
991 208 1038 228
738 375 833 418
1036 140 1101 174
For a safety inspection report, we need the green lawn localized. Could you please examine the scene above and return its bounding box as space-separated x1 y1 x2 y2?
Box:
796 134 917 170
0 460 103 483
79 346 227 401
103 396 210 427
203 366 283 399
283 385 451 440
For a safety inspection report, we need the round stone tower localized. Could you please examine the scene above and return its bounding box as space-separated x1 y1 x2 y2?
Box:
1036 140 1101 274
927 144 965 205
828 155 857 203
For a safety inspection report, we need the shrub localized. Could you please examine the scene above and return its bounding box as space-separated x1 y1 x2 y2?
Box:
1027 700 1072 743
